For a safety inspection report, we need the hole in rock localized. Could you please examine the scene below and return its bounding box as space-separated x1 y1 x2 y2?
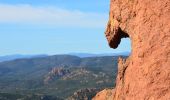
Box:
110 28 132 56
112 37 131 56
112 37 131 86
118 28 131 56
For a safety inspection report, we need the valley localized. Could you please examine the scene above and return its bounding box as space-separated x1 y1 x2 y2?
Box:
0 55 127 99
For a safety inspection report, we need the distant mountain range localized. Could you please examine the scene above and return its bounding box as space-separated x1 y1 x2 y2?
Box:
0 54 128 99
0 52 130 62
69 52 130 58
0 54 47 62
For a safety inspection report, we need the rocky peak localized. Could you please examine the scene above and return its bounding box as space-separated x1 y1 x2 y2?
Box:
44 67 70 84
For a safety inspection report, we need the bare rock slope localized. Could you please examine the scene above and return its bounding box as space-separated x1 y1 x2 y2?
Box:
93 0 170 99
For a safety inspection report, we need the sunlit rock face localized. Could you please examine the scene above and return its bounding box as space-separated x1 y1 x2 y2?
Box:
94 0 170 99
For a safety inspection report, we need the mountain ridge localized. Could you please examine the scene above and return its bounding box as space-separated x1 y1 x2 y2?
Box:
0 55 127 99
0 52 130 62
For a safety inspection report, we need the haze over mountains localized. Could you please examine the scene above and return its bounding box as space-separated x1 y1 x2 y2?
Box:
0 54 47 62
68 52 130 58
0 52 130 62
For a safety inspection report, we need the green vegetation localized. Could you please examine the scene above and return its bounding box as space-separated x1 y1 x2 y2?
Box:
0 55 127 99
0 93 62 100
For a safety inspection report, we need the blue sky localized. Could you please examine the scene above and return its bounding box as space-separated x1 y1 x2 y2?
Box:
0 0 131 56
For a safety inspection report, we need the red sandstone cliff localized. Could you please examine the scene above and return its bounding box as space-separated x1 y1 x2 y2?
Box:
93 0 170 99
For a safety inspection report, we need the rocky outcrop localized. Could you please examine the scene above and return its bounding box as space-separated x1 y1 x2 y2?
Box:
67 88 100 100
92 89 113 100
44 67 70 84
94 0 170 99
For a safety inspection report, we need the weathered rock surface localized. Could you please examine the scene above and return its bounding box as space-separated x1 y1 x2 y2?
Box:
92 89 113 100
67 88 100 100
93 0 170 99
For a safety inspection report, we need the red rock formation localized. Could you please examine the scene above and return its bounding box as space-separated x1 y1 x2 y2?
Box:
94 0 170 99
92 89 114 100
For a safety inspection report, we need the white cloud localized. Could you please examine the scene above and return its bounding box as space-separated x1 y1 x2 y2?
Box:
0 4 108 28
